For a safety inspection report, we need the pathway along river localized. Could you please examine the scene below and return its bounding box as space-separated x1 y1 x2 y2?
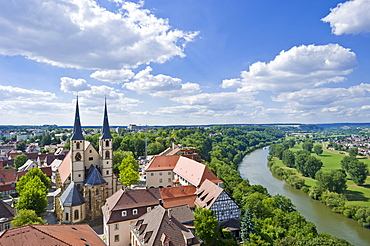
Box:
238 147 370 246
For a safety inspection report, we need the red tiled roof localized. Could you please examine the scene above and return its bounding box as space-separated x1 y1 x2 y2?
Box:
159 185 197 208
145 155 180 171
0 169 16 185
0 224 105 245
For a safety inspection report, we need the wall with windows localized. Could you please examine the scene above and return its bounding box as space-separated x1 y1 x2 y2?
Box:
145 170 173 188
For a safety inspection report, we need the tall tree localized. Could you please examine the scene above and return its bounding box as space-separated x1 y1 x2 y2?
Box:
288 139 295 148
14 154 28 170
12 209 45 227
348 160 369 186
16 176 48 214
112 150 134 174
313 144 323 156
315 170 347 193
118 156 139 188
193 206 219 245
348 147 358 157
299 155 323 178
16 168 51 194
240 209 256 243
282 150 295 168
340 156 356 172
302 140 313 152
16 141 26 152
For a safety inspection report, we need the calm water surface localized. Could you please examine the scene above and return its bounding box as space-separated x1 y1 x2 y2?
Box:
238 147 370 246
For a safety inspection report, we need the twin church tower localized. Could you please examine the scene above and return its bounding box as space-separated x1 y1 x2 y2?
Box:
55 98 120 224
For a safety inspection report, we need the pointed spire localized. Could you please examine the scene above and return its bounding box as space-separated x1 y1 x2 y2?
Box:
100 97 113 139
71 96 84 140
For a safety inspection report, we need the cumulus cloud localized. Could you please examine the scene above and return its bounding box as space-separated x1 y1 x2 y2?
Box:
0 0 198 70
60 77 91 92
0 85 56 101
222 44 357 92
90 69 135 83
322 0 370 35
123 66 201 97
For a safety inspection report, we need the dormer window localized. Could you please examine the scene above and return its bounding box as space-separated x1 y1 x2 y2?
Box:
133 209 138 215
121 211 127 217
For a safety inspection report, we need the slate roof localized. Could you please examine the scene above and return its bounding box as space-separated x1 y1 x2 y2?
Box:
129 205 201 246
71 98 84 141
100 99 113 139
0 224 105 246
59 181 85 207
84 165 106 186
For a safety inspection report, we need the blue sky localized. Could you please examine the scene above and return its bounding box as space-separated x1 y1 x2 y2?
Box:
1 0 370 126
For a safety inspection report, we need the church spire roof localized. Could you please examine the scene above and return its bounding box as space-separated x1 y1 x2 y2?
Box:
71 97 84 140
100 98 113 139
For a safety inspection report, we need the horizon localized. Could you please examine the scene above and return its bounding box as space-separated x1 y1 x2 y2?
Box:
1 0 370 126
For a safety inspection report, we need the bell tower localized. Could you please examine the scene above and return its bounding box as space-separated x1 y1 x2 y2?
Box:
99 98 114 196
70 97 85 190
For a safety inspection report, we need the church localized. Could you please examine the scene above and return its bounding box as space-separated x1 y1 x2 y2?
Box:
54 98 120 224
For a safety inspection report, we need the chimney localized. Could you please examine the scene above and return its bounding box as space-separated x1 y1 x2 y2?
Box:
168 209 172 219
159 199 163 206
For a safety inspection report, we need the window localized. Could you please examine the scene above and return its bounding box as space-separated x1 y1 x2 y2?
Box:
66 213 69 221
106 170 109 175
0 224 2 231
106 140 109 147
76 142 80 149
159 179 162 183
133 209 138 215
75 152 81 161
168 178 171 182
168 172 171 175
147 207 151 213
89 157 93 161
114 224 119 230
151 173 154 176
159 172 162 176
90 150 92 153
105 151 110 159
4 223 10 230
74 210 79 220
122 211 127 217
114 235 119 242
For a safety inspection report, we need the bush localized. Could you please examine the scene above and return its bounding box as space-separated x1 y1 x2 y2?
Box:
286 175 305 189
320 192 346 208
301 186 309 194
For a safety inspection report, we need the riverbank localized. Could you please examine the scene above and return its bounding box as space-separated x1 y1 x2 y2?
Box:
238 148 370 246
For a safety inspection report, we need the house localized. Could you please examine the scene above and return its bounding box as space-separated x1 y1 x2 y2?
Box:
102 188 162 246
129 205 201 246
0 199 15 232
159 185 196 208
145 155 179 188
17 159 38 172
194 179 240 222
0 224 105 245
0 169 17 196
54 98 119 224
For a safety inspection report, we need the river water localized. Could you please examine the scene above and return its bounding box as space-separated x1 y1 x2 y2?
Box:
238 147 370 246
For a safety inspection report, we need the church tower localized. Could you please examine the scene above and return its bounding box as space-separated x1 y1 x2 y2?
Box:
70 97 85 191
99 98 115 196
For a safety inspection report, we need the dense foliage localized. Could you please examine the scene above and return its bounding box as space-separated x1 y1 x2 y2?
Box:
12 209 45 227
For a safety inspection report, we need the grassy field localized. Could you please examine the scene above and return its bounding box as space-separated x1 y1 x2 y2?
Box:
275 144 370 207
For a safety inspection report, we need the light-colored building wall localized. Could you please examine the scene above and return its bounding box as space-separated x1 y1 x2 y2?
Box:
146 170 173 188
106 220 132 246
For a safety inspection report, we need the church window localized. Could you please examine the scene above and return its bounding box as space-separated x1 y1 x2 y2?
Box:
75 152 82 161
89 150 92 153
133 209 138 215
106 170 109 175
78 174 81 177
76 142 80 149
66 213 69 221
105 151 110 159
122 211 127 217
89 157 93 161
96 189 99 195
106 140 109 147
74 210 79 220
89 190 92 210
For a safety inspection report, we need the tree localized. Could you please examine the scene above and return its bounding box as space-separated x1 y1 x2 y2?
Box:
282 150 295 168
315 170 347 193
118 156 139 188
16 168 51 194
16 176 48 214
348 147 358 157
12 209 45 227
113 150 134 174
193 206 219 245
270 144 285 160
313 144 323 156
348 160 369 185
147 142 165 155
340 156 356 172
14 154 28 170
240 209 256 243
299 155 323 178
302 140 313 152
288 138 295 148
295 150 310 172
16 141 26 152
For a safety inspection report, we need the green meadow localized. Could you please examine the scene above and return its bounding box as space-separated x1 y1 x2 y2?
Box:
275 144 370 207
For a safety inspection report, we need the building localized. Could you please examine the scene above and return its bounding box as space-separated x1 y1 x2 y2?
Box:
54 98 119 224
194 179 240 222
129 205 201 246
102 188 162 246
0 199 15 232
145 155 179 188
0 224 105 245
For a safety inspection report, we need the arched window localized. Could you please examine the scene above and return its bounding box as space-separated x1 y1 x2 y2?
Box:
96 188 99 195
66 212 69 221
74 209 79 220
76 142 80 149
89 190 92 210
106 140 109 147
105 151 110 159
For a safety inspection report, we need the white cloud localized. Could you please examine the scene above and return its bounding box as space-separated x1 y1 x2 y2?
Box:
60 77 91 92
222 44 357 92
90 69 135 83
123 66 201 97
0 85 56 101
322 0 370 35
0 0 198 70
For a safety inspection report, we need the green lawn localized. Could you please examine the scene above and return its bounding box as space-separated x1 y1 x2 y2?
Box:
276 144 370 207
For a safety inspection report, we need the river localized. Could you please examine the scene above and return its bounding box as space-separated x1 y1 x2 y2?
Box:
238 147 370 246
